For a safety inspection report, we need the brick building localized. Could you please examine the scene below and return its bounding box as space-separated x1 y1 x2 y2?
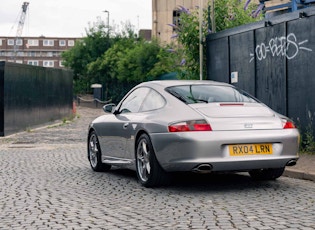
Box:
0 36 80 68
152 0 207 44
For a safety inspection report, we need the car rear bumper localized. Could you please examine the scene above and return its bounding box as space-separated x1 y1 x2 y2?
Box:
150 129 300 172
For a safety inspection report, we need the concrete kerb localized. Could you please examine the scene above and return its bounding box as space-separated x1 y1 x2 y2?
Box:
284 169 315 182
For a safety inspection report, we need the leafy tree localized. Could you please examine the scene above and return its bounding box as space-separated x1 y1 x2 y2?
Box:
148 43 181 78
63 20 178 102
170 0 263 79
62 22 112 94
117 39 161 82
87 28 139 102
215 0 263 31
88 37 179 103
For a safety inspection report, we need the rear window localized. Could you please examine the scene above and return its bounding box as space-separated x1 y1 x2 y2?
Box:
165 85 258 104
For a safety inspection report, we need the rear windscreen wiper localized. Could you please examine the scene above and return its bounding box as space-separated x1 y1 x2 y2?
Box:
168 91 187 103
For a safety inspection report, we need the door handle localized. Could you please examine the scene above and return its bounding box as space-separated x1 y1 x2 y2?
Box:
123 123 129 129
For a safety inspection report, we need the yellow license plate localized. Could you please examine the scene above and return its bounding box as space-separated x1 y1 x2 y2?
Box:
229 144 273 156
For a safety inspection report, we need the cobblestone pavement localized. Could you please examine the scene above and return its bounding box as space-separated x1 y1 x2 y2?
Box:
1 107 315 230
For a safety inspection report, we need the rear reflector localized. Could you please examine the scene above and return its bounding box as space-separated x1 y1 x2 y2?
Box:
168 120 212 132
283 121 296 129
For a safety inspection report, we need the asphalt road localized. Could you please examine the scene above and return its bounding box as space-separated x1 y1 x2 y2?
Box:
1 107 314 230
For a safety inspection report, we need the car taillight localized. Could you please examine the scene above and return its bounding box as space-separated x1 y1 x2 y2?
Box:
283 121 296 129
168 120 212 132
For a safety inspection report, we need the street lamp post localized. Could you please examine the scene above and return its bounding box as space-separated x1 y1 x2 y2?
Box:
211 0 215 33
199 0 203 81
103 10 109 30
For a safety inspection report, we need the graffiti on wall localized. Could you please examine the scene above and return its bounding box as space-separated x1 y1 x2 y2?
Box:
249 33 312 63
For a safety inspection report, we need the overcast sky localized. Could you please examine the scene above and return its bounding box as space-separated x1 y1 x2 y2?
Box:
0 0 152 38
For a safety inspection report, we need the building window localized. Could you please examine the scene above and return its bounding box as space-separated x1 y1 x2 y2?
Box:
8 39 14 46
28 51 36 57
0 40 2 46
28 60 39 66
43 39 54 46
15 60 23 64
27 39 39 46
16 51 24 57
59 40 66 46
173 10 181 31
16 39 23 46
43 60 54 67
47 52 53 57
6 51 14 57
68 40 75 46
53 51 60 57
59 61 65 67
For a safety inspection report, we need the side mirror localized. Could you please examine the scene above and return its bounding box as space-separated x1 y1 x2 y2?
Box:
103 103 116 113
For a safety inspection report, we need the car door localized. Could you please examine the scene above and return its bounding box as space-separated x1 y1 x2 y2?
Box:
122 88 167 160
100 87 151 160
96 114 128 161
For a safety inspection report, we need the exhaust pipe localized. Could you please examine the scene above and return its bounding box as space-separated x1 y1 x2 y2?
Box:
192 164 213 174
286 159 297 167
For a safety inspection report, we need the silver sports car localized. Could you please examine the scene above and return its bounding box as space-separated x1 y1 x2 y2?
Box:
87 80 299 187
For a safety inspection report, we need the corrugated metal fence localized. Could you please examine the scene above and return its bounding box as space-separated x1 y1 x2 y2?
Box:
0 61 73 136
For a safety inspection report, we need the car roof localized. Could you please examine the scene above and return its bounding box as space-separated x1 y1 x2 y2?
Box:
138 80 232 88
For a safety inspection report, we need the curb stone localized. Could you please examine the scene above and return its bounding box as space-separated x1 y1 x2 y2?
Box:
284 169 315 182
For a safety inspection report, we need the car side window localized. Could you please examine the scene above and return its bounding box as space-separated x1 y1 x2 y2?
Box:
140 89 166 112
119 87 150 113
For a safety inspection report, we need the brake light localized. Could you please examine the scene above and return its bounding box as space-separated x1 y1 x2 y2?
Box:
220 103 244 106
168 120 212 132
283 121 296 129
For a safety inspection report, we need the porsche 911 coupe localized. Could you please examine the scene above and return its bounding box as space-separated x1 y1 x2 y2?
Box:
87 80 299 187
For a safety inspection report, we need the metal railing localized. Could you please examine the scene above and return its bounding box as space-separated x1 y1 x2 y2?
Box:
77 96 112 108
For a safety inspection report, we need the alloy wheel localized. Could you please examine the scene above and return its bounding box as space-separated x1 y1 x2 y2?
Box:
89 134 98 168
137 139 151 182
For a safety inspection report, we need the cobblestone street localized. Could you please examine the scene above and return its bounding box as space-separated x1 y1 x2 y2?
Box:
1 107 315 230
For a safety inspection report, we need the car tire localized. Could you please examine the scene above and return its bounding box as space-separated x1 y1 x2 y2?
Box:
88 131 111 172
136 133 170 187
249 167 285 180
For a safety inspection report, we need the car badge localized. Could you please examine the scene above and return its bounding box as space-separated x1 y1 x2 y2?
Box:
244 123 253 128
